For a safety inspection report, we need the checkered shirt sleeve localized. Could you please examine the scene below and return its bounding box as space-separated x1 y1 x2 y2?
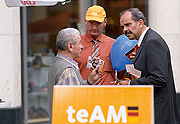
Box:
57 67 81 85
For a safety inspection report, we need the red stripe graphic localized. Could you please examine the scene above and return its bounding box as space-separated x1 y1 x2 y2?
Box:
128 112 138 116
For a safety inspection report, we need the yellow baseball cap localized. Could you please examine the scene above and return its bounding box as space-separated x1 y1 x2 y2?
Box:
85 5 106 22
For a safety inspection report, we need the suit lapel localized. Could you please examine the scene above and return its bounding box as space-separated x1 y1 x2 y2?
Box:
132 43 144 63
132 28 151 63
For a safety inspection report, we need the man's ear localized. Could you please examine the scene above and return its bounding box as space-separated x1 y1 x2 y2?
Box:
138 19 144 26
84 18 87 25
67 42 73 52
103 18 107 27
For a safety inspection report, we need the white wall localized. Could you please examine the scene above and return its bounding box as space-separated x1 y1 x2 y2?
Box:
0 0 21 107
148 0 180 92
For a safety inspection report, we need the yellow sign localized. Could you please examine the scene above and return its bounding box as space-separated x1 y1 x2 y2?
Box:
52 86 153 124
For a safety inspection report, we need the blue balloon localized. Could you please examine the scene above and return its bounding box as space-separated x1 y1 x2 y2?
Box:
110 34 137 71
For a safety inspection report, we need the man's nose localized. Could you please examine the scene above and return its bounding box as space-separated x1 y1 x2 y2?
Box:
81 44 84 49
123 26 128 33
91 23 98 28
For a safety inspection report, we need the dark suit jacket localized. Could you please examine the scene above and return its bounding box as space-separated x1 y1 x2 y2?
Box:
131 28 180 124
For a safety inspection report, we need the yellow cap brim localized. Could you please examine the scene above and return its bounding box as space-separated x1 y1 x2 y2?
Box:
86 16 104 22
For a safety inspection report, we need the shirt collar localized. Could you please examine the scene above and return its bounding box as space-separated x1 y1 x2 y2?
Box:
137 27 149 47
56 53 79 70
85 31 103 43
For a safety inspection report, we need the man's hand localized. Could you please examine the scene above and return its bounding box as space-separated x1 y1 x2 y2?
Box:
118 80 129 85
87 66 101 85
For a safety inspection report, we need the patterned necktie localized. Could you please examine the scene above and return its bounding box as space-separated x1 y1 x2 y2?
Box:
135 44 139 52
91 40 100 58
91 39 101 85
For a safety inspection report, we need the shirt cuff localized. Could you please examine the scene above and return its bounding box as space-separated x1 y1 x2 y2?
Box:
128 80 131 85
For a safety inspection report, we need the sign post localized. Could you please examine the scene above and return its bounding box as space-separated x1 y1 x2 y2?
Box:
52 86 154 124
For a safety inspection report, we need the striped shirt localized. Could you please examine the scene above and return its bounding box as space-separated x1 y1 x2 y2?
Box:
57 54 81 85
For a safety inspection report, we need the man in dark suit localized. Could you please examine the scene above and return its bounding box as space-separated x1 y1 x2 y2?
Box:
118 8 180 124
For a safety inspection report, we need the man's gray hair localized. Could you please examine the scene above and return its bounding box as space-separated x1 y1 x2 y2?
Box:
56 28 80 50
120 8 147 25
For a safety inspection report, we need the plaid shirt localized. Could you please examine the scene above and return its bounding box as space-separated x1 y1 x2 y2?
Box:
57 54 81 85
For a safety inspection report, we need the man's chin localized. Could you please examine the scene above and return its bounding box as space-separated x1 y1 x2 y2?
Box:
74 55 80 59
126 35 134 40
90 33 99 38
